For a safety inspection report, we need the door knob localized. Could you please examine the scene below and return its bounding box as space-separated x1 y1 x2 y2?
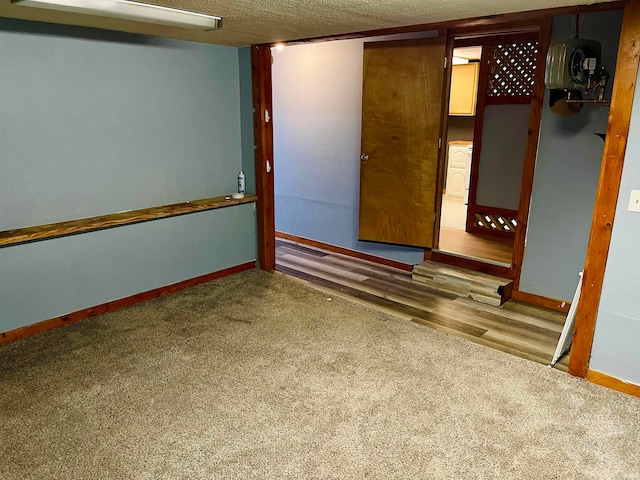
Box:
360 154 369 161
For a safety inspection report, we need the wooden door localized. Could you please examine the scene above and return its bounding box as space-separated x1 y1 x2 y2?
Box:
358 37 446 248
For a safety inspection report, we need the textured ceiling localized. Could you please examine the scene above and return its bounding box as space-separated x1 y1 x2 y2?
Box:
0 0 619 46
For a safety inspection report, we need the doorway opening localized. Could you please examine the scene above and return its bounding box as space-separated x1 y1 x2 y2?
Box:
437 34 540 269
439 45 513 265
254 6 629 380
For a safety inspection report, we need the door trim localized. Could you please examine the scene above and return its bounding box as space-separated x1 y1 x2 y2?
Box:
512 18 552 289
432 33 454 251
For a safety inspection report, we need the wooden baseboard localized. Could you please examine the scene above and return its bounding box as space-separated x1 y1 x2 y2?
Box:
511 289 571 313
275 232 413 272
587 370 640 398
0 261 256 345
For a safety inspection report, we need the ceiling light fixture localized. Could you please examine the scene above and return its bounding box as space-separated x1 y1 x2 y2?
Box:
11 0 222 30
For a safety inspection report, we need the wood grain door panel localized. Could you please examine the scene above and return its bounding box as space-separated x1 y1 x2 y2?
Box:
358 37 446 248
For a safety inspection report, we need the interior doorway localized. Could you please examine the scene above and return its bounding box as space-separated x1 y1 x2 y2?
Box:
439 45 513 265
252 5 632 378
437 33 541 268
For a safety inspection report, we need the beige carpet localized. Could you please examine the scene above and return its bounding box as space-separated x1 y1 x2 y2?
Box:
1 269 639 479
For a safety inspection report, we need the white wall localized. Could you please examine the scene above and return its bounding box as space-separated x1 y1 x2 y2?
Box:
590 68 640 386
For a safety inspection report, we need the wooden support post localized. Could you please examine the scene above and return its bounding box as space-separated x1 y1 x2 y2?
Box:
251 44 276 272
569 0 640 378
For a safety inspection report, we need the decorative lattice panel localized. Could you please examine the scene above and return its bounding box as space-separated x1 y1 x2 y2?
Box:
487 42 539 98
474 212 518 234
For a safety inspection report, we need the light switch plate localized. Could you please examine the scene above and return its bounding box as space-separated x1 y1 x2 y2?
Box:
628 190 640 212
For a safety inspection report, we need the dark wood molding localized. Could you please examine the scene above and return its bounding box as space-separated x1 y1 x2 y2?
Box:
569 0 640 378
501 281 514 305
0 195 257 249
511 289 571 314
251 44 276 272
282 2 625 47
0 261 257 345
276 231 413 272
587 370 640 398
433 32 455 250
513 18 552 291
425 250 514 279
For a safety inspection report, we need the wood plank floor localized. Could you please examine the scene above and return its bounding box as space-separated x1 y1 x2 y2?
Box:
439 227 514 265
275 238 570 372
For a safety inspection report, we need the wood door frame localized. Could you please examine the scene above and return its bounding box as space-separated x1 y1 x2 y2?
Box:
461 31 544 246
512 19 552 290
430 25 549 281
251 0 630 378
432 32 455 253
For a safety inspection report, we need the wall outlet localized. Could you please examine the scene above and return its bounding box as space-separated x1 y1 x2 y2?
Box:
628 190 640 213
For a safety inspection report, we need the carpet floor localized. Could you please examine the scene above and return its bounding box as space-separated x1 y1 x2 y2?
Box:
1 269 639 479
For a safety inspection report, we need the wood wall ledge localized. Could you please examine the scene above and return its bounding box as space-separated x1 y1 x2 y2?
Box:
0 194 258 248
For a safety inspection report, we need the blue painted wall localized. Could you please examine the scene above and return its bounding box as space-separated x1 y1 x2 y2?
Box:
520 11 623 300
590 66 640 386
0 19 256 333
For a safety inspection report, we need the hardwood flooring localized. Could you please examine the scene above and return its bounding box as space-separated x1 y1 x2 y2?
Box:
438 226 514 265
275 238 570 371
